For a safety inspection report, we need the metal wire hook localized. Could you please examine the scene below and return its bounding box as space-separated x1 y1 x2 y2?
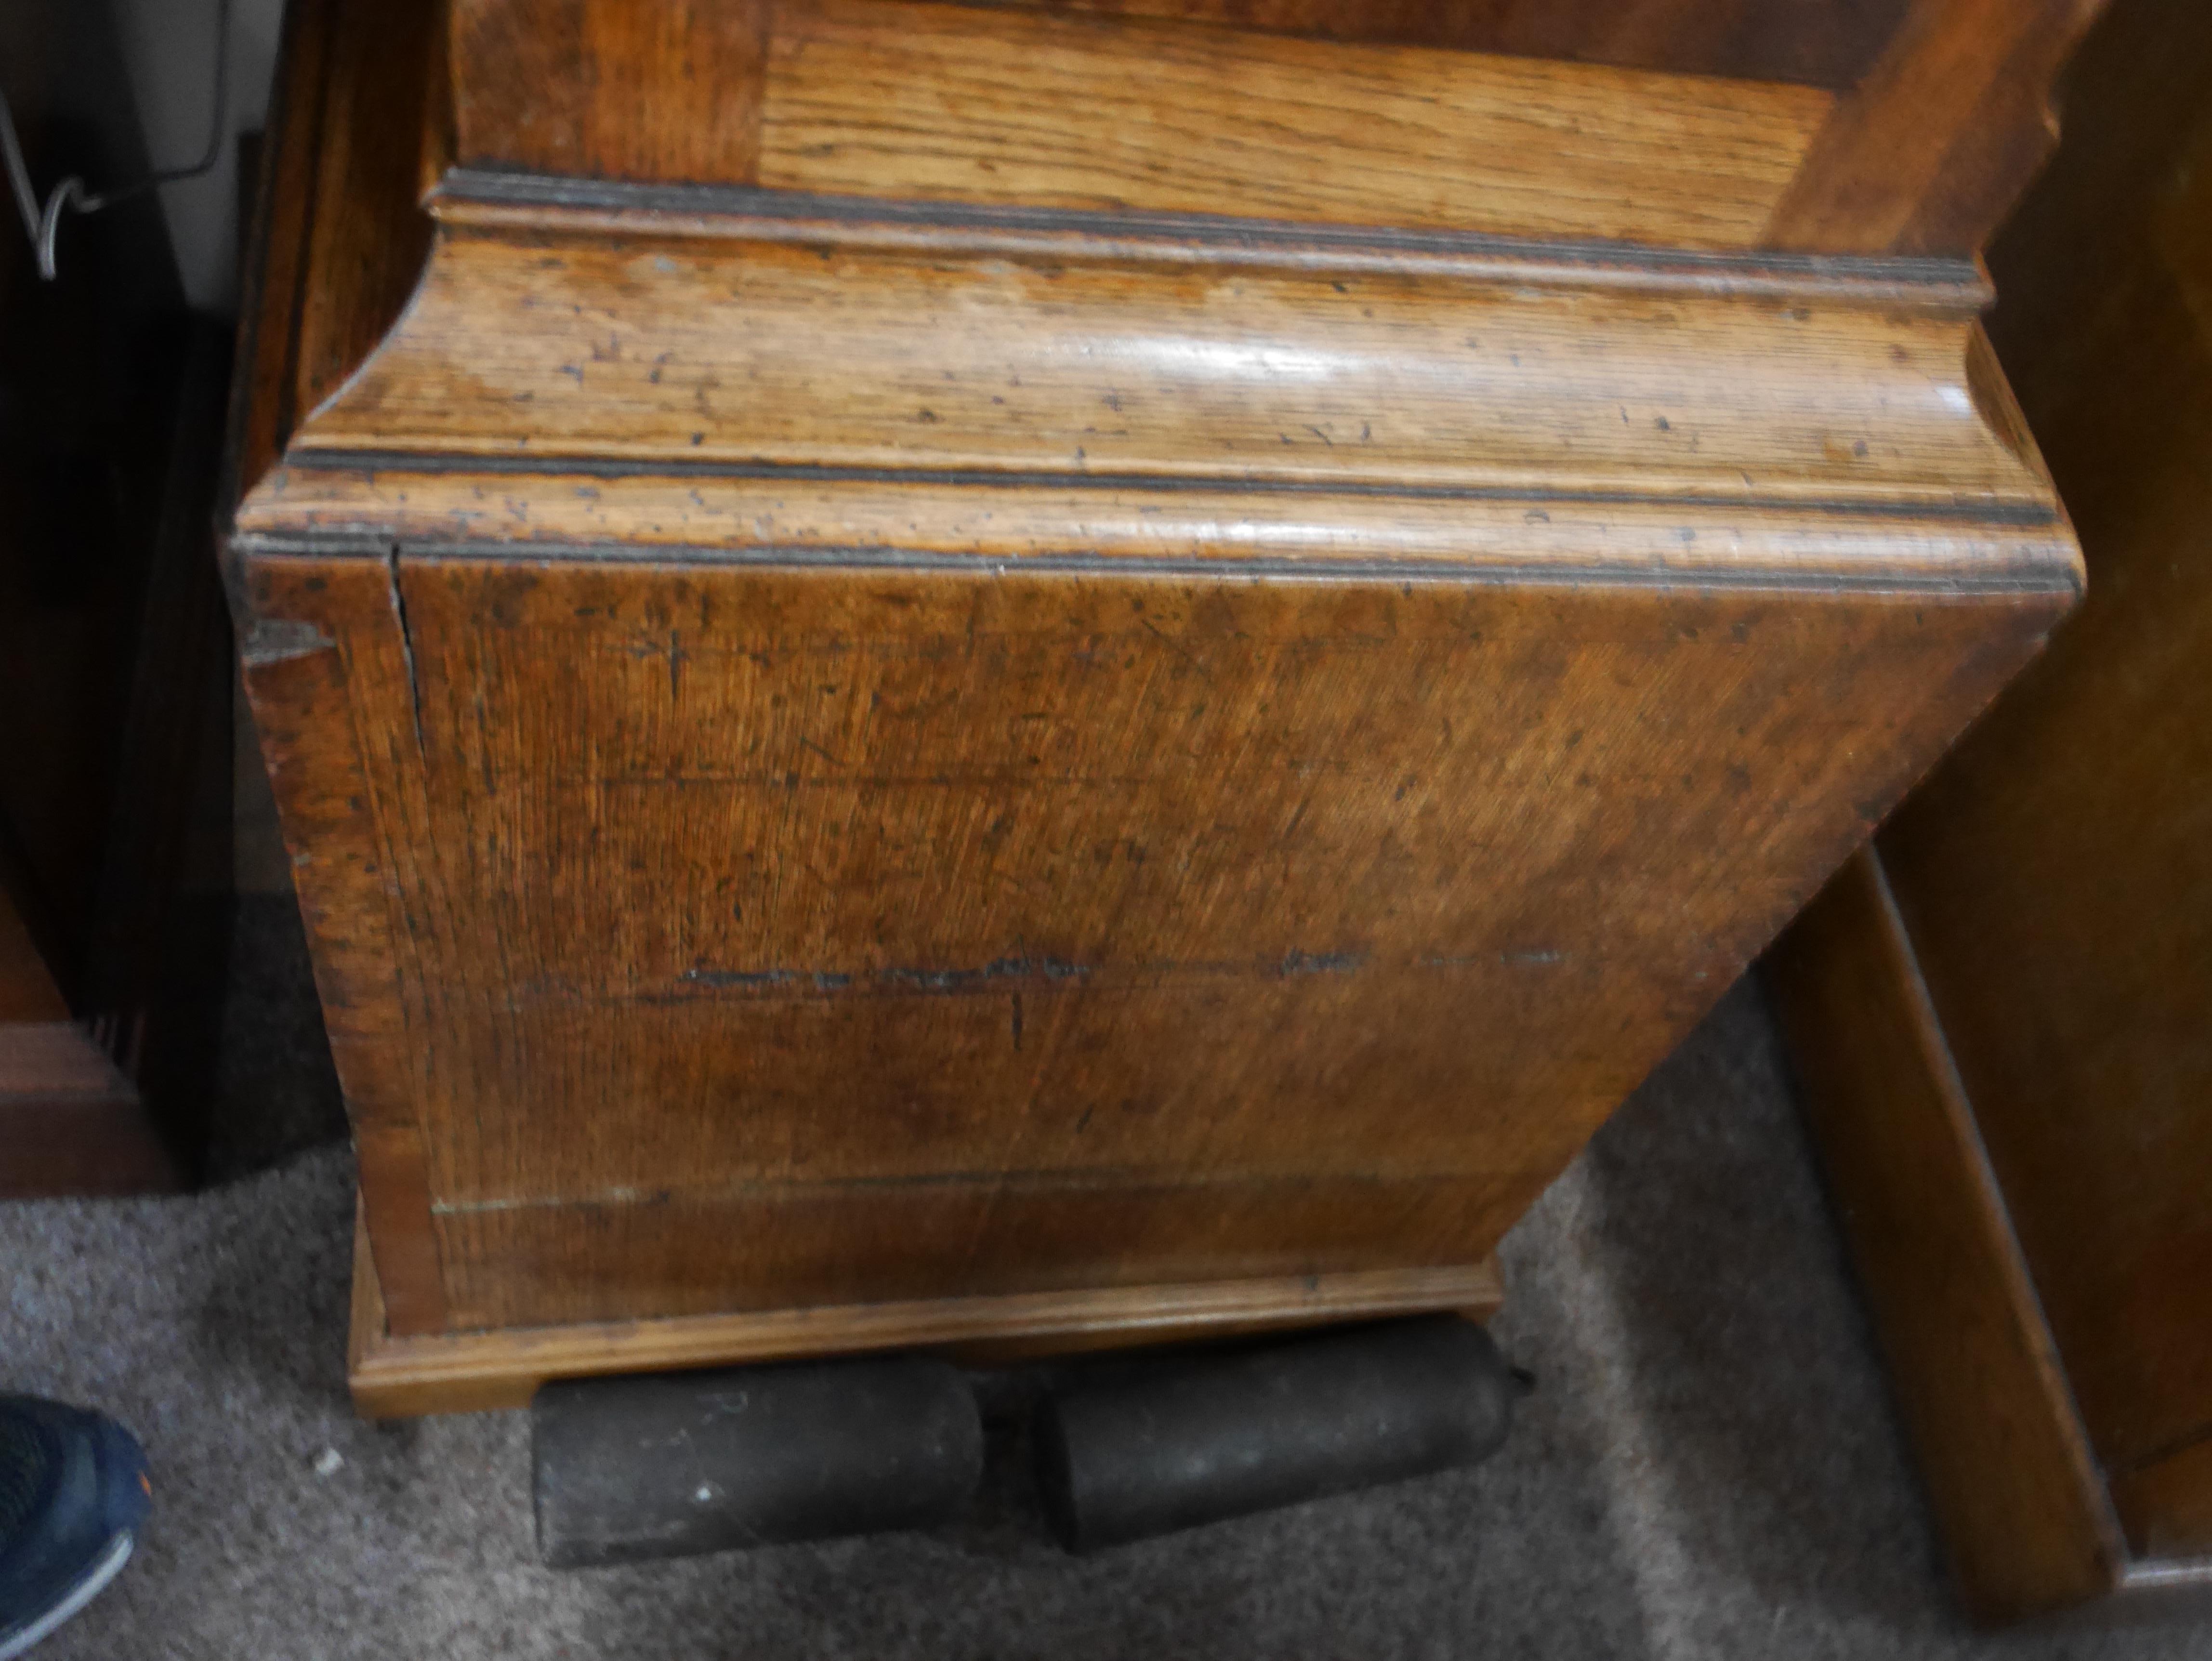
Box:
1 0 232 282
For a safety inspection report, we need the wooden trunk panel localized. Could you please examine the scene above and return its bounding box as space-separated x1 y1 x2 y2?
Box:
756 0 1831 248
243 549 2063 1332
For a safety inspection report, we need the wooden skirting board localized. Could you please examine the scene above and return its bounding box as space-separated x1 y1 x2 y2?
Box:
348 1211 1503 1419
1765 851 2212 1623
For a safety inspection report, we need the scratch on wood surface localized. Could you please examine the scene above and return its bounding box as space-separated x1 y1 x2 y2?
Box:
1426 949 1570 968
670 949 1375 996
680 967 855 990
1276 949 1367 976
385 547 430 756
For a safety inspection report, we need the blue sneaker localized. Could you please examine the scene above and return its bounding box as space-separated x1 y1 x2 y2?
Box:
0 1397 149 1659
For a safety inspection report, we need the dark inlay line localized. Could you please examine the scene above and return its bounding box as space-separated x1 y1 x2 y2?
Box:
235 534 2083 599
672 950 1365 999
432 168 1986 302
280 449 2063 529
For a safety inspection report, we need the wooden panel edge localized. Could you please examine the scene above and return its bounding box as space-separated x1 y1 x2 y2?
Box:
1764 847 2126 1622
349 1248 1503 1419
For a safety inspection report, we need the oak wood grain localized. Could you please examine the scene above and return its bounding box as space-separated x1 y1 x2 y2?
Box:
237 540 2067 1340
442 0 1838 248
429 0 2100 274
450 0 768 184
759 0 1832 248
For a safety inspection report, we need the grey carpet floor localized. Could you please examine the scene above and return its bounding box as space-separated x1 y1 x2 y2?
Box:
5 959 2207 1659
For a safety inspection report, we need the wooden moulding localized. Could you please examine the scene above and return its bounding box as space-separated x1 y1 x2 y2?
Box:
1765 852 2212 1623
348 1211 1503 1418
237 201 2073 586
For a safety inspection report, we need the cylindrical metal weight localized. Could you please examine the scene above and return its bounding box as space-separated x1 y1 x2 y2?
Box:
1034 1316 1516 1553
532 1355 983 1568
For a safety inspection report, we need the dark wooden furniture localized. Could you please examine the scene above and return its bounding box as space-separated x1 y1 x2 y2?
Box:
231 0 2098 1417
1767 0 2212 1622
0 4 235 1198
0 883 171 1195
